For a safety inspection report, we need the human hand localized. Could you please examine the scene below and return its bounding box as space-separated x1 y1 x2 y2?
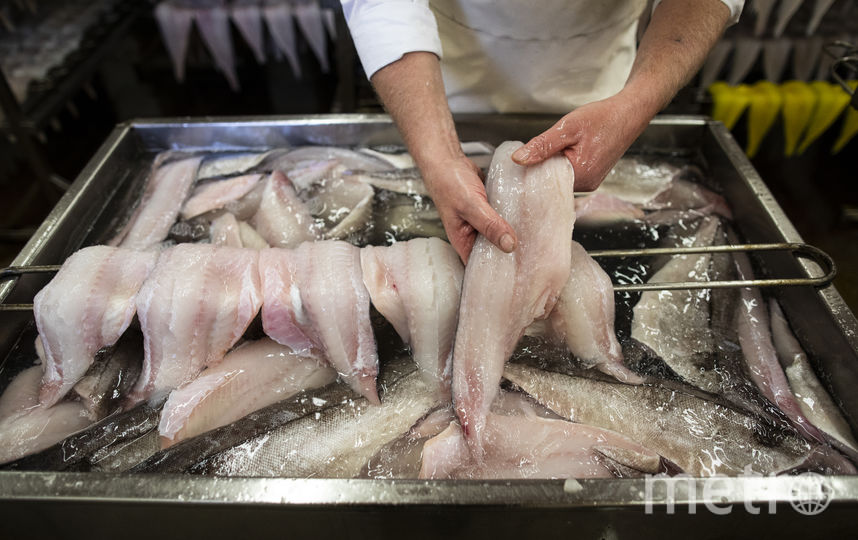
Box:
422 156 517 263
511 94 650 191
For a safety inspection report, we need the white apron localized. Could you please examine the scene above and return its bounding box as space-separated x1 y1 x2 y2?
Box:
428 0 647 113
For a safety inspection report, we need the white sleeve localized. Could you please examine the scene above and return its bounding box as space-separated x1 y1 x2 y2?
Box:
341 0 443 79
652 0 745 25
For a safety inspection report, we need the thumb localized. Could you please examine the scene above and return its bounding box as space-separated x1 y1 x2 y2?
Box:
512 120 573 165
463 199 517 254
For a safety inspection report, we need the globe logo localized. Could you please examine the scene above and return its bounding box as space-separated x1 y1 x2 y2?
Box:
789 472 833 516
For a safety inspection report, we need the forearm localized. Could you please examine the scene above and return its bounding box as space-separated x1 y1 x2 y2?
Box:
370 52 463 173
620 0 732 122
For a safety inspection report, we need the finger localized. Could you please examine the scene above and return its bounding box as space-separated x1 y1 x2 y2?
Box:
462 200 517 255
453 232 476 264
512 118 576 165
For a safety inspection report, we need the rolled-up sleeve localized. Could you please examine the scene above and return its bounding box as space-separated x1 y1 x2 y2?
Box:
653 0 745 24
341 0 443 79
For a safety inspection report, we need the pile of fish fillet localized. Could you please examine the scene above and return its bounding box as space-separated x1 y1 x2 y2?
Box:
1 140 856 480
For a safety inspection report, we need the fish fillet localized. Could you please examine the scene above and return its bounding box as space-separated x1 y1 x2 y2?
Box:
250 171 318 248
129 244 262 403
159 338 336 448
34 246 157 406
116 154 202 250
230 4 265 64
263 3 301 77
0 401 91 465
259 241 379 403
193 6 239 91
361 237 464 397
155 3 193 82
210 212 243 247
452 141 575 456
181 173 262 220
293 0 329 72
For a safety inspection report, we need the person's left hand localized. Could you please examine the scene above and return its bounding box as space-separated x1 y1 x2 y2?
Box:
511 93 651 191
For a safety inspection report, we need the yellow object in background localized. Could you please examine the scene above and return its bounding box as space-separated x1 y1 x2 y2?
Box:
746 81 782 158
780 81 817 156
709 82 751 130
797 81 850 154
832 81 858 154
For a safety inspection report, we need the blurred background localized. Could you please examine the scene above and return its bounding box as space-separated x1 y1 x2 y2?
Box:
0 0 856 307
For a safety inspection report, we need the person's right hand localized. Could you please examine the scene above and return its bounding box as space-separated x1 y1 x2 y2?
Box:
422 155 517 263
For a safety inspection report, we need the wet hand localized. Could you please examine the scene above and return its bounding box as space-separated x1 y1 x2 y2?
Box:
511 95 649 191
422 156 517 263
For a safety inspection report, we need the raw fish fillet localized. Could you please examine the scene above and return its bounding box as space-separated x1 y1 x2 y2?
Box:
239 221 270 249
284 146 391 172
116 154 202 250
770 299 858 454
181 173 262 219
418 413 662 480
574 192 644 226
0 401 91 465
733 250 825 443
158 338 336 448
155 3 193 82
293 0 330 72
210 212 243 247
306 176 374 240
129 244 262 403
594 157 676 206
345 168 428 196
548 241 642 383
193 6 239 91
34 246 158 406
503 361 831 476
361 238 464 396
0 366 42 421
197 151 271 181
452 141 575 457
646 179 733 219
259 241 379 403
230 4 265 64
263 3 302 77
250 171 318 248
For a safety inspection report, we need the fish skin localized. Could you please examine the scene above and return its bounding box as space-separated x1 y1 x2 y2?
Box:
134 356 423 475
770 299 858 455
155 3 193 82
547 241 642 383
193 6 239 91
418 413 662 480
191 358 442 478
452 141 575 457
71 328 144 421
116 154 202 250
158 338 336 448
733 250 826 444
260 242 380 403
181 173 262 220
90 428 160 473
129 244 262 403
503 361 820 477
34 246 157 406
361 238 464 397
250 171 318 248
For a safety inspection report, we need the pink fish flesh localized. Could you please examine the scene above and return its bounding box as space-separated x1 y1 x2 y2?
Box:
250 171 318 248
159 338 336 448
263 3 302 77
193 6 240 91
129 244 262 403
293 0 330 72
452 141 575 457
575 192 644 226
361 238 464 397
155 3 193 82
259 241 379 403
230 4 266 64
209 212 243 248
34 246 158 406
181 173 262 220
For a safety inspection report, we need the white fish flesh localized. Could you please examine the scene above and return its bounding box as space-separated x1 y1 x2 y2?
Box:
197 152 271 181
645 179 733 219
34 246 157 406
503 361 827 476
575 192 644 226
418 413 662 480
306 176 374 240
181 173 262 220
193 6 239 91
359 148 416 170
0 366 42 421
733 250 825 443
548 241 642 383
361 237 464 396
116 154 202 250
209 212 243 247
159 338 336 448
239 221 270 249
155 3 193 82
129 244 262 403
594 157 676 206
345 168 428 196
452 141 575 457
250 171 318 248
259 241 379 403
288 159 340 191
770 300 858 454
0 401 91 465
285 146 391 172
263 3 301 77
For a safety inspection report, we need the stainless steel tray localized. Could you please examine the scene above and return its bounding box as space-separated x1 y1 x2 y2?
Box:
1 115 857 538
